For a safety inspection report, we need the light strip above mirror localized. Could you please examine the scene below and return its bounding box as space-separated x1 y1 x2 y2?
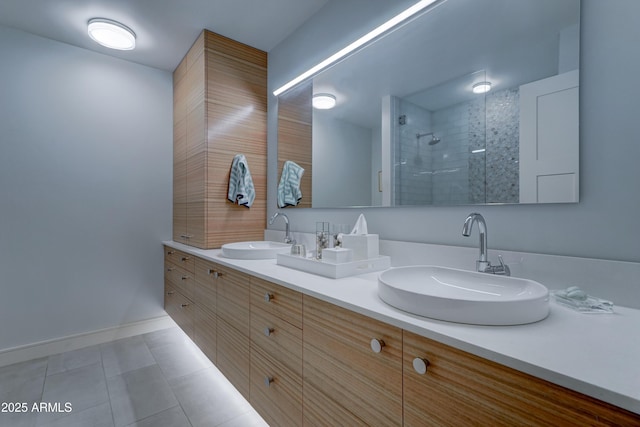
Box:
273 0 441 97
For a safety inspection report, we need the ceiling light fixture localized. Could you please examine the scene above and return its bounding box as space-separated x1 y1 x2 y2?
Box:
273 0 440 96
472 81 492 94
88 18 136 50
312 93 337 109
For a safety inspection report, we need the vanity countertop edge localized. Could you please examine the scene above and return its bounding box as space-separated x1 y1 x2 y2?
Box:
163 240 640 415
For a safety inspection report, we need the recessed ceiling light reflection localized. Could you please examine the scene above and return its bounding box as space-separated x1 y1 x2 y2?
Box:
312 93 337 109
472 82 492 94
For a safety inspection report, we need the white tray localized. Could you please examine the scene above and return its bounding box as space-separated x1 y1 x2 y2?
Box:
276 253 391 279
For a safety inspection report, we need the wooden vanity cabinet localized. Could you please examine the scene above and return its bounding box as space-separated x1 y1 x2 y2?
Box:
163 250 639 425
302 296 403 426
249 278 303 427
215 265 251 399
172 30 267 249
403 330 640 426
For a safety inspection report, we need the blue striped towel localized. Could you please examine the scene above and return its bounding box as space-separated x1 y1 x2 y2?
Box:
228 154 255 208
277 160 305 208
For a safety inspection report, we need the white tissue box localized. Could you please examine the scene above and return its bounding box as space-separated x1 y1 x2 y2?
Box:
322 247 353 264
341 234 379 261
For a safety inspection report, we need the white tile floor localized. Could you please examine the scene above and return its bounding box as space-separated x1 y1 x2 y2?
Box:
0 327 269 427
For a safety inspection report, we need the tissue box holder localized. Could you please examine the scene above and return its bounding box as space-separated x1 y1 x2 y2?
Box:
341 234 379 261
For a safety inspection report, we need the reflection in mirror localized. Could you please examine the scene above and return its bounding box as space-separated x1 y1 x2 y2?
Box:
276 0 580 208
277 82 312 208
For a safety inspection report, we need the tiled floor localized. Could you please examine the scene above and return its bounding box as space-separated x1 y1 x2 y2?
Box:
0 327 268 427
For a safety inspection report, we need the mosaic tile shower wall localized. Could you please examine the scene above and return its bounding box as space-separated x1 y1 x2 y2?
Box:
484 87 520 203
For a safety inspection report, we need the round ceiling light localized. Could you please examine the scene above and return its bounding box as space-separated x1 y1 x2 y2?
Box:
472 81 492 94
312 93 337 110
88 18 136 50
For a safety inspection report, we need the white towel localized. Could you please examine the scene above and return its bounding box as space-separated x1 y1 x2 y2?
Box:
277 160 304 208
228 154 255 208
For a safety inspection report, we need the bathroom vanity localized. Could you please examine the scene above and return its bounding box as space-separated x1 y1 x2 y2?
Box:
163 241 640 426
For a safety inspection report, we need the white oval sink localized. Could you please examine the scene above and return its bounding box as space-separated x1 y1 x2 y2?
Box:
378 266 549 325
221 241 291 259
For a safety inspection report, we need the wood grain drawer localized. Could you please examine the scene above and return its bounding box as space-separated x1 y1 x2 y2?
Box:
217 316 250 400
164 246 196 272
164 284 194 338
250 349 302 427
193 305 216 363
250 305 302 378
251 277 302 329
403 330 640 426
216 266 250 336
194 257 222 287
302 296 402 427
165 263 195 301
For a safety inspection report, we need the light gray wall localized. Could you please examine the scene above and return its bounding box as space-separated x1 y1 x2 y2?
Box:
312 114 372 207
0 26 172 351
268 0 640 264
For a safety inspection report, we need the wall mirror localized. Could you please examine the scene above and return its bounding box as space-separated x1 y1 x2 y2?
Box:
276 0 580 208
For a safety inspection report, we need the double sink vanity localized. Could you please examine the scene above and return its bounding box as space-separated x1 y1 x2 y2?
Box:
163 237 640 426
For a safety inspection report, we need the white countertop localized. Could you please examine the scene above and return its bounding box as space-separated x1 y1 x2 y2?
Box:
164 241 640 415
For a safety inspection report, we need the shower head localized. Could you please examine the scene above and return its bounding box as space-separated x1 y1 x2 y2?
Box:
416 132 441 146
428 135 441 145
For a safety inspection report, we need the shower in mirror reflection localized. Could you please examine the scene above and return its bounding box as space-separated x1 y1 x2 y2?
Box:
414 132 441 167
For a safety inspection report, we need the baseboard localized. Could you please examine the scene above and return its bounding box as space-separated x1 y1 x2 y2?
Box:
0 315 176 368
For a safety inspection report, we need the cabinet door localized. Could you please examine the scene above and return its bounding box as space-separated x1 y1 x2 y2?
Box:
216 267 250 335
250 306 302 427
250 349 302 427
193 305 216 363
165 263 194 301
251 277 302 329
193 257 218 362
173 58 188 243
185 47 206 248
164 284 194 338
403 330 640 426
302 296 402 426
164 247 195 272
194 257 218 311
216 267 251 399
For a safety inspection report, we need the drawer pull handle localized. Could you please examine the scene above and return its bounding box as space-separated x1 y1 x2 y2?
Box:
167 250 175 255
180 234 191 239
413 357 430 375
181 303 190 308
264 293 274 302
370 338 385 354
264 376 274 387
181 276 189 280
167 267 174 272
181 257 190 261
167 291 175 295
264 327 274 337
213 271 222 279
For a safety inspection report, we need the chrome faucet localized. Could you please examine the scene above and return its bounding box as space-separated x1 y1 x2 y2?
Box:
462 213 510 275
269 212 295 245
